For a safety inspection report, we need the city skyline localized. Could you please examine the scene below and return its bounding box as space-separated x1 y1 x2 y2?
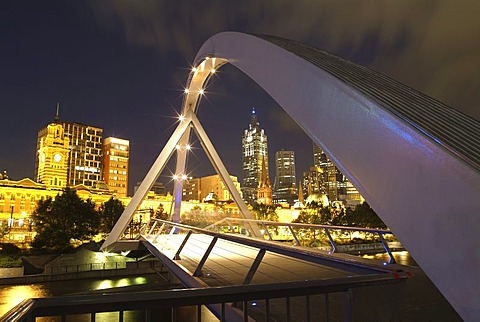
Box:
1 1 480 195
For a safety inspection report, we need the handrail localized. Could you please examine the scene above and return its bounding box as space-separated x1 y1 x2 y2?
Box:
205 217 399 264
206 217 393 234
145 219 394 274
1 273 409 321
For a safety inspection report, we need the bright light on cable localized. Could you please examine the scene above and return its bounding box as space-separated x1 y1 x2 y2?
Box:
173 174 178 180
184 88 189 94
175 144 181 150
211 69 216 74
192 67 197 72
182 175 188 180
199 89 204 95
186 144 191 150
178 115 185 122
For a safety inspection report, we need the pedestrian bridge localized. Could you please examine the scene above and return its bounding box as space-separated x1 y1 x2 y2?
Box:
5 219 460 321
98 32 479 320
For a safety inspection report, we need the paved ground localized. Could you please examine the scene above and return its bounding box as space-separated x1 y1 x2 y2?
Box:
147 233 461 322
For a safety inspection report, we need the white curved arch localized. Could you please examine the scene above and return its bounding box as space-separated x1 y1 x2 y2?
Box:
187 32 480 320
102 32 479 320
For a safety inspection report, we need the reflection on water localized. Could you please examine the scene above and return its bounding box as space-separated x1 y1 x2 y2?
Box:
0 275 161 317
0 284 51 317
362 251 418 266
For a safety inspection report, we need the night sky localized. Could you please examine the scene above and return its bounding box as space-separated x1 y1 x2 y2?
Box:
1 1 479 195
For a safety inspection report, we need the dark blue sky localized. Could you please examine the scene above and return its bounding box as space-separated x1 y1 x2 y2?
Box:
1 1 479 194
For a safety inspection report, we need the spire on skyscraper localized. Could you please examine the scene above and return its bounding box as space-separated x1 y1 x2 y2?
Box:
249 107 259 130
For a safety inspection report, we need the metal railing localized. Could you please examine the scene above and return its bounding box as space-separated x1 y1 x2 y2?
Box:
49 261 127 274
1 273 409 322
205 218 400 264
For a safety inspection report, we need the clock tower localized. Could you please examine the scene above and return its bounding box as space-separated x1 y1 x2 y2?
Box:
35 120 70 189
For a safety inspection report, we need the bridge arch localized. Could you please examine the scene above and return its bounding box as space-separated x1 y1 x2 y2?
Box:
185 32 480 320
101 32 480 320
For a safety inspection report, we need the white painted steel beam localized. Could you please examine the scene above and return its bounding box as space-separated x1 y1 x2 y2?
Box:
190 112 260 236
101 112 193 251
191 32 480 321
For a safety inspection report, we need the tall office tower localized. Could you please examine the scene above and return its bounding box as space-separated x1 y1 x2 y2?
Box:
35 109 104 189
273 150 297 205
313 142 358 203
35 121 70 189
302 166 324 198
62 121 103 188
103 137 129 197
241 108 269 204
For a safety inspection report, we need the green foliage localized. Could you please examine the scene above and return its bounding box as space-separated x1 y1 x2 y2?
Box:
0 225 9 239
99 197 125 236
180 206 224 227
251 203 278 221
346 202 387 229
0 256 22 268
0 243 21 255
153 203 169 221
31 188 100 251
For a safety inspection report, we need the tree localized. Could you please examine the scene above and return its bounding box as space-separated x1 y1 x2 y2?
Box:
251 203 278 222
32 188 100 251
347 202 387 229
99 197 125 236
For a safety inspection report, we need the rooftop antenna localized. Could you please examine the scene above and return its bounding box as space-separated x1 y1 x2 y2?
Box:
54 102 60 121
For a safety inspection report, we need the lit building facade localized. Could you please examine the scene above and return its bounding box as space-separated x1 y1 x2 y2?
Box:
242 108 269 204
35 122 70 189
103 137 129 197
312 142 360 203
273 150 297 205
63 121 103 188
182 175 242 202
302 166 324 198
256 157 272 205
35 114 104 190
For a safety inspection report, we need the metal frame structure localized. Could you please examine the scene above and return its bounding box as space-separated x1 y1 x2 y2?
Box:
206 217 399 264
2 274 408 322
102 32 480 319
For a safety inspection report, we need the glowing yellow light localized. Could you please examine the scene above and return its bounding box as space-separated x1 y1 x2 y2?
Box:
173 175 178 180
199 89 205 95
178 115 185 122
192 67 197 72
211 69 216 74
184 88 189 94
186 144 191 150
175 144 181 150
182 175 188 180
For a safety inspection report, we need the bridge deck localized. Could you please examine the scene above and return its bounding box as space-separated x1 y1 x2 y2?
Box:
140 231 460 321
146 233 368 287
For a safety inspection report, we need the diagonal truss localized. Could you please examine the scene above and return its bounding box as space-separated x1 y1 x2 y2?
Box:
102 104 259 251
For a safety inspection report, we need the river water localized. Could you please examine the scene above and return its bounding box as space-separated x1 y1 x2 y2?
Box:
0 274 170 320
0 251 417 320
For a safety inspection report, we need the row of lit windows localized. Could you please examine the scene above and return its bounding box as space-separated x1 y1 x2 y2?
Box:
109 170 127 175
109 176 127 181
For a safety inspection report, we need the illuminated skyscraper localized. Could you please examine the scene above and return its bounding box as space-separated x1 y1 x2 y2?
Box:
62 121 103 188
103 137 129 197
241 108 269 204
273 150 297 205
312 142 361 203
312 142 345 201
